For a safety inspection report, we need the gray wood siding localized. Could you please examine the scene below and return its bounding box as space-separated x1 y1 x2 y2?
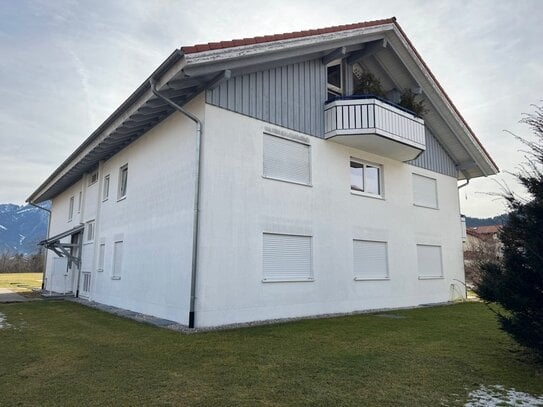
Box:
206 61 456 178
408 128 457 177
206 59 327 137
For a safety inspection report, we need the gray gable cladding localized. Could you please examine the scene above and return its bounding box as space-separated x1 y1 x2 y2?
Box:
206 59 457 178
206 58 327 138
408 128 457 177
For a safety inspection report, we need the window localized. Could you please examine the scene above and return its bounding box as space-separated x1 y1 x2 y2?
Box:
103 175 110 201
263 134 311 185
112 240 123 279
413 173 438 209
85 221 95 242
327 61 342 100
77 191 82 213
417 244 443 279
68 196 74 221
353 240 389 280
88 171 98 186
350 160 382 196
118 164 128 199
97 243 105 272
263 233 313 282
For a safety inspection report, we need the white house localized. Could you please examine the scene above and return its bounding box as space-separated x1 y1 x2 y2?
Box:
28 18 498 328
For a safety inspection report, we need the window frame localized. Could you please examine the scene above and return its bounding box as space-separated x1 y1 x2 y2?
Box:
85 220 95 243
68 196 74 222
353 239 390 281
412 173 439 209
416 244 444 280
88 170 98 186
117 164 128 201
103 174 110 202
326 60 343 99
112 240 123 280
350 158 384 199
262 133 312 187
262 232 314 283
97 242 106 272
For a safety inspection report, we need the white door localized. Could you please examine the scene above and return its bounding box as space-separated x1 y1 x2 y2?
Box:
51 257 70 294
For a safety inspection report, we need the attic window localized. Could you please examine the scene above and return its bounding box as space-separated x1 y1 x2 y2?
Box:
88 171 98 186
327 61 342 99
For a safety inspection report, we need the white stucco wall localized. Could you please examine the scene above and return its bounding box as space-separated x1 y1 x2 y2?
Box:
43 96 204 324
194 104 465 327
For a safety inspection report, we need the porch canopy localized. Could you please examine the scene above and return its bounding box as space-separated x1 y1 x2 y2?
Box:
40 224 84 268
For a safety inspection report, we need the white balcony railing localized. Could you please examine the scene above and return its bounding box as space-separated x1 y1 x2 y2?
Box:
324 97 426 161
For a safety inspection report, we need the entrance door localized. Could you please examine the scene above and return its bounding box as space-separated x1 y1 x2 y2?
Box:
50 257 69 294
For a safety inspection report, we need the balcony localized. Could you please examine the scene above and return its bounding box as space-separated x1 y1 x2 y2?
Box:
324 96 426 161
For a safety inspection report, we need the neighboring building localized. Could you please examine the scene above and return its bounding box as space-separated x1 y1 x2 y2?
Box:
464 225 503 261
28 18 498 328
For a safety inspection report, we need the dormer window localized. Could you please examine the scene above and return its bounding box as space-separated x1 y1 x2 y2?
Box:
327 61 343 100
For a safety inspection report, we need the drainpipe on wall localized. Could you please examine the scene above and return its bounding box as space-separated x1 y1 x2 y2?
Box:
150 78 202 329
458 178 470 190
28 202 51 289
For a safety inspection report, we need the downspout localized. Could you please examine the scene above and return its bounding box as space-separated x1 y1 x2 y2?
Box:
28 202 51 289
458 178 470 189
150 78 202 329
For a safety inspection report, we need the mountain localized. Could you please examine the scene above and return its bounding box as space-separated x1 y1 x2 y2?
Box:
465 214 508 228
0 203 50 254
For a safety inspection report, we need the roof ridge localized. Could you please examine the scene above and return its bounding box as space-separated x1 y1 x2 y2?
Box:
181 17 396 54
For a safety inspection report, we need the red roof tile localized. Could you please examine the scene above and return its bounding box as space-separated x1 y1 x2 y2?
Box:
181 18 396 54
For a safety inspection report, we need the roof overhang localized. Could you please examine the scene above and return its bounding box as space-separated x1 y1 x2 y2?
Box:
28 19 497 203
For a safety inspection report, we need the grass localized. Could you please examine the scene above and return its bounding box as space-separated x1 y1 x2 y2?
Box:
0 272 42 296
0 301 542 406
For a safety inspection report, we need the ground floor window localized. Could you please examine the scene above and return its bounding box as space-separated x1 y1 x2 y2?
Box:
262 233 313 282
353 240 389 280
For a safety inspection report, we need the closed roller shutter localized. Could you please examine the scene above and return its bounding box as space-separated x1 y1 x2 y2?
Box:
417 244 443 278
263 134 311 185
353 240 388 279
263 233 312 281
413 173 438 208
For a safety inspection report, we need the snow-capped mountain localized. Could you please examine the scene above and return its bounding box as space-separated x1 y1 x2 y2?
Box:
0 203 49 254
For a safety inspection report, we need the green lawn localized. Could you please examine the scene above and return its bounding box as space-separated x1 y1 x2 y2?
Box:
0 272 42 295
0 301 541 406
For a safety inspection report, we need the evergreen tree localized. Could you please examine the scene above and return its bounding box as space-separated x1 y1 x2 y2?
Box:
476 103 543 354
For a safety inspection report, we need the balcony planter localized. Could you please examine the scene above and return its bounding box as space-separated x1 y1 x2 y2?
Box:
324 95 426 161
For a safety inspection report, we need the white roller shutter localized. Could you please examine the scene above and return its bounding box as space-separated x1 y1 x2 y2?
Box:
412 173 438 208
113 241 123 279
417 244 443 278
353 240 388 279
263 233 312 281
263 134 311 185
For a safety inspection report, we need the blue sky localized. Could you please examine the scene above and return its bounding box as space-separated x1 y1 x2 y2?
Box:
1 0 542 217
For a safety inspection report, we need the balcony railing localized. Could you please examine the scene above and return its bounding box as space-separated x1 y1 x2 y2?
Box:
324 96 426 161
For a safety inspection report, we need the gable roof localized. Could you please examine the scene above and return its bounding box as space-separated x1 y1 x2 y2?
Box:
181 18 396 54
28 18 498 204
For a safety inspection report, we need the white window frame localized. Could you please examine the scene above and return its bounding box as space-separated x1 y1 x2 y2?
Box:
262 232 314 283
262 133 312 186
416 244 444 280
97 242 105 272
112 240 123 280
77 191 82 213
103 174 110 201
117 164 128 200
326 60 343 98
412 173 439 209
88 170 98 186
350 158 384 199
68 196 74 222
85 220 95 243
353 239 390 281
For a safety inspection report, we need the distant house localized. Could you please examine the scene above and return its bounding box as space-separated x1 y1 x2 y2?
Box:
28 18 498 328
465 225 503 260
